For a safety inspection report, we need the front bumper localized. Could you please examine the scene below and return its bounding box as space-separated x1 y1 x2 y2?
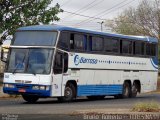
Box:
3 83 51 97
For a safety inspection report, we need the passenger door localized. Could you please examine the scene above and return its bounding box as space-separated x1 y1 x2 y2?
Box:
52 51 63 96
52 51 68 96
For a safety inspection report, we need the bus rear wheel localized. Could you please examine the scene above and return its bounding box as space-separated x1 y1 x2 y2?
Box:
58 83 76 102
115 82 131 99
122 82 131 98
22 94 39 103
131 82 138 98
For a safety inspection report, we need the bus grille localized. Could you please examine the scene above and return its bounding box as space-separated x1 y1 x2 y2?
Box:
16 85 31 89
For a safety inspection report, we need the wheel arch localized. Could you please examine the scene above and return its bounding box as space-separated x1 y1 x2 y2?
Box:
124 80 132 88
66 80 77 96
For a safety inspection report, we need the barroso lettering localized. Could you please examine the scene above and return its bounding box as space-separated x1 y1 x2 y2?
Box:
74 55 98 65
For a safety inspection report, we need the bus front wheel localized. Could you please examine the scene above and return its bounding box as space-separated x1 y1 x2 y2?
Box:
58 83 76 102
22 94 39 103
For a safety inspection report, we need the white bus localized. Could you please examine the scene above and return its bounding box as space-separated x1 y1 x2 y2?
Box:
2 25 158 103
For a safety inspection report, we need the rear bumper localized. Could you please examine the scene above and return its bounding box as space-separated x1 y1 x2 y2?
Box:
3 83 51 97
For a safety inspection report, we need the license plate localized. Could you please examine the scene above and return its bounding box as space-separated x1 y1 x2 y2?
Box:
18 89 26 93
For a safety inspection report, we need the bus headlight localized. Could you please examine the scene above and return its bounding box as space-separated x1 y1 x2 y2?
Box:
45 86 50 91
39 86 45 90
4 83 14 88
32 86 39 90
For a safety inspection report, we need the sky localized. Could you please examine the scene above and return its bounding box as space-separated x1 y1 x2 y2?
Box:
2 0 146 45
51 0 143 32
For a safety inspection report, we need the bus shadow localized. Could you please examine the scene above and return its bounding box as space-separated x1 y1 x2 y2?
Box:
22 97 115 104
22 94 159 105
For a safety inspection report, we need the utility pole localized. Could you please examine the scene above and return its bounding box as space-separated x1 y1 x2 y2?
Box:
97 21 104 32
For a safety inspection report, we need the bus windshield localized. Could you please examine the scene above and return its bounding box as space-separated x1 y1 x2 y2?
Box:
6 48 53 74
13 31 57 46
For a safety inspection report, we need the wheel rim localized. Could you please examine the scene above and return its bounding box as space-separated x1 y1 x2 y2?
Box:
64 87 72 99
132 84 137 94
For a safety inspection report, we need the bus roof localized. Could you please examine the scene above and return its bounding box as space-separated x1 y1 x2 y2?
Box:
17 25 158 43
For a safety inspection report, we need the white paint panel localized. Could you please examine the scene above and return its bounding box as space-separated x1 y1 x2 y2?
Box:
3 73 51 85
68 53 157 71
79 70 94 85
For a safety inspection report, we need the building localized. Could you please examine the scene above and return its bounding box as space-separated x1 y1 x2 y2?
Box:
0 45 9 77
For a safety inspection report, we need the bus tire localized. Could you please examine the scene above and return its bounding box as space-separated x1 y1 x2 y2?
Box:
22 94 39 103
115 82 131 99
131 82 138 98
58 83 76 102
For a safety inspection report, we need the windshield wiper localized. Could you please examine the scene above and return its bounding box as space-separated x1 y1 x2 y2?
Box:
12 54 26 74
25 50 36 76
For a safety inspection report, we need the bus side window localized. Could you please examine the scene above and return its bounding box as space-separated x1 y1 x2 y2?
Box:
70 33 74 49
146 43 156 56
58 32 69 50
70 33 86 51
133 41 145 55
121 40 132 54
104 38 119 53
90 36 103 51
63 53 68 73
54 52 68 74
54 52 63 74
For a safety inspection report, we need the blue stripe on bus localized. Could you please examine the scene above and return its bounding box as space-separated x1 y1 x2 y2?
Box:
151 57 158 66
77 84 123 96
150 58 158 69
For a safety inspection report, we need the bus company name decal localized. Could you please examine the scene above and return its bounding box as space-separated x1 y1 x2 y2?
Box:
74 55 98 65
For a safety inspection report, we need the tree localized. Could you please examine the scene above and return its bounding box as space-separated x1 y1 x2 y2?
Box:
0 0 63 44
105 0 160 65
105 0 160 40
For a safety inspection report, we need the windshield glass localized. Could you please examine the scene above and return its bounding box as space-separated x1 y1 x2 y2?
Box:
7 48 53 74
13 31 57 46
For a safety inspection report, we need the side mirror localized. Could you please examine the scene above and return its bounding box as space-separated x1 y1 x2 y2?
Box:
1 47 7 63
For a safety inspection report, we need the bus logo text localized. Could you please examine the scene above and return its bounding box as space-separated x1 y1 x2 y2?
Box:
74 55 98 66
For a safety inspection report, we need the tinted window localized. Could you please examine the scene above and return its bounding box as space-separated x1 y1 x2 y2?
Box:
105 38 119 53
70 33 86 51
7 48 53 74
91 36 103 51
54 52 63 74
134 41 145 55
122 40 132 54
14 31 57 46
53 52 68 74
58 32 69 50
146 43 156 56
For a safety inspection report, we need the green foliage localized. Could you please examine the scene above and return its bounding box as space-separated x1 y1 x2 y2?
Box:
132 101 160 112
106 0 160 61
0 0 63 43
158 44 160 65
106 0 160 40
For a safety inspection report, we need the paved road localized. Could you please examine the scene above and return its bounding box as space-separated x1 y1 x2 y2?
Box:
0 93 160 120
0 93 160 114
